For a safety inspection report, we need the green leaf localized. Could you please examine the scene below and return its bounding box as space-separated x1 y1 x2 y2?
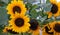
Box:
28 4 38 18
0 7 8 25
37 10 46 17
25 3 32 10
43 3 52 11
0 2 7 7
30 9 38 18
30 4 38 11
46 0 50 3
38 11 43 17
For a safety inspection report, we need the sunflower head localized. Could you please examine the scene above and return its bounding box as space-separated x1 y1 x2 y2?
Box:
29 19 40 35
3 26 12 33
50 21 60 33
48 21 60 34
29 19 39 30
47 2 60 18
42 24 53 35
14 18 24 27
3 27 18 34
53 23 60 32
7 29 18 34
6 0 26 16
47 3 58 18
50 1 60 14
50 4 58 14
45 26 53 34
9 13 30 33
13 6 21 13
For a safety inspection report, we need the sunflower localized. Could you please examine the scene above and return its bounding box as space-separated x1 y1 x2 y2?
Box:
49 21 60 35
42 24 53 35
8 13 30 33
28 19 40 35
47 2 60 18
3 27 18 34
50 0 57 4
3 27 11 33
6 0 26 16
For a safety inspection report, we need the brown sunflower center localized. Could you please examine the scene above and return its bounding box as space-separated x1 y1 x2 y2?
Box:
13 6 21 13
29 19 38 30
45 26 53 34
50 4 58 14
15 18 24 27
7 29 18 34
54 23 60 32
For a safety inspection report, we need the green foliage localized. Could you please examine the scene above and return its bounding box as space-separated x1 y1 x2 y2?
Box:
46 0 50 3
0 7 8 25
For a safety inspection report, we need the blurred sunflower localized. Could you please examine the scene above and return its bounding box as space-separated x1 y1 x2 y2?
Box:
42 24 53 35
29 19 40 35
3 27 18 34
50 0 56 4
49 21 60 35
9 13 30 33
3 27 11 33
6 0 26 16
47 2 60 18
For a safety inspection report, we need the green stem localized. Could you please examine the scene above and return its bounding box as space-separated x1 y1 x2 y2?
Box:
21 33 23 35
8 33 12 35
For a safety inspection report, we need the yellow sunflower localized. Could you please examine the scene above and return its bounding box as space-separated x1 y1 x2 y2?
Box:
47 2 60 18
3 26 12 33
12 0 20 1
42 24 53 35
6 0 26 16
49 21 60 35
29 19 40 35
8 13 30 33
3 26 18 34
50 0 57 4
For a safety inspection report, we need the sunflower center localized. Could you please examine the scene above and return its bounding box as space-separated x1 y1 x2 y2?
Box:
54 23 60 32
50 4 58 14
7 29 18 34
15 18 24 27
13 6 21 13
29 19 38 30
45 26 53 34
